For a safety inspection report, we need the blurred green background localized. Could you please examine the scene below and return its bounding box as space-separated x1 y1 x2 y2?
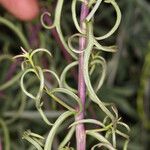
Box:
0 0 150 149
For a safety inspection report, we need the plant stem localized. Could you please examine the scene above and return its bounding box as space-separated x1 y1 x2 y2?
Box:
75 1 89 150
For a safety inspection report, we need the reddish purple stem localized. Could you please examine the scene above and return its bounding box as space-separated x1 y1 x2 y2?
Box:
75 1 89 150
28 24 41 48
5 59 21 81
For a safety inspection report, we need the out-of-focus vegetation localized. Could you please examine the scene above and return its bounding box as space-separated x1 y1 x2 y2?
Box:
0 0 150 149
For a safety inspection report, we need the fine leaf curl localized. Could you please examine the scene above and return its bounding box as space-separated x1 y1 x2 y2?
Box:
22 132 43 150
59 126 76 149
91 143 116 150
95 0 121 40
43 69 61 87
90 56 107 92
41 12 56 29
68 33 87 54
86 130 115 150
71 0 84 34
41 0 77 59
60 61 78 93
83 21 115 120
48 88 82 114
20 67 44 105
44 111 74 150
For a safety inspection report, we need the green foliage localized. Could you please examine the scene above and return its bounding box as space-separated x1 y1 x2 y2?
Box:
0 0 150 150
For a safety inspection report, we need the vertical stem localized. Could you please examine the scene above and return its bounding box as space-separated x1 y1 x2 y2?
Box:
75 1 89 150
